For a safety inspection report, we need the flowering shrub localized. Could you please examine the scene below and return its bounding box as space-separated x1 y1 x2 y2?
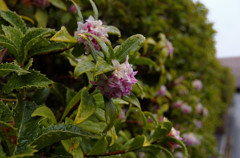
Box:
0 0 235 158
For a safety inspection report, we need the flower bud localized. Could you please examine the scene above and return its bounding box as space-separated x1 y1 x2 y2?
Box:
192 79 202 91
182 133 200 146
181 104 192 114
167 127 183 151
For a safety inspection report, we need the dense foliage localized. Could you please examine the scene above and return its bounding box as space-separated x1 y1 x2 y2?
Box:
0 0 235 158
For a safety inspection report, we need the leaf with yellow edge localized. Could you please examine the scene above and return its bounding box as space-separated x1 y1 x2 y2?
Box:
50 26 77 43
0 0 8 11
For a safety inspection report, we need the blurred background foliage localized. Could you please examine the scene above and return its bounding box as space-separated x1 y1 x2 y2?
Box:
3 0 235 157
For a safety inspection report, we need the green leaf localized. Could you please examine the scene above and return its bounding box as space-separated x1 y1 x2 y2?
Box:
115 34 145 63
29 41 67 57
105 40 115 60
2 70 53 93
2 25 23 51
31 124 100 150
88 136 108 155
0 121 17 156
61 139 84 158
50 0 67 11
0 63 29 77
165 137 188 158
32 88 50 105
122 92 141 109
60 89 82 122
123 135 145 151
69 0 83 22
34 8 48 28
0 10 27 33
143 145 174 158
0 101 12 122
78 120 106 134
94 58 114 76
0 35 18 58
50 26 77 43
104 25 121 37
0 0 8 11
13 97 40 154
74 88 96 125
89 0 98 20
84 33 110 62
24 58 33 70
131 57 157 68
31 106 57 124
74 58 95 78
21 28 55 61
103 98 118 133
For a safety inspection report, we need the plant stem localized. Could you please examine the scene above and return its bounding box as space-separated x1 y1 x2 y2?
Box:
0 48 8 63
0 98 17 102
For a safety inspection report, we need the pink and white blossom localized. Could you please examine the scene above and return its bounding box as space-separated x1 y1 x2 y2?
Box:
173 100 183 108
167 127 183 151
181 104 192 114
195 120 203 129
192 79 203 91
158 85 167 97
166 40 174 56
203 108 209 117
174 152 184 158
94 56 137 99
182 133 200 146
75 16 108 53
196 103 203 114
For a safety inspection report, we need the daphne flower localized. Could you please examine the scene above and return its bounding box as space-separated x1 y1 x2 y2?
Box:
167 127 183 151
173 100 183 108
158 85 167 97
69 5 76 14
166 40 174 56
33 0 50 8
181 104 192 114
75 16 108 53
196 103 203 114
94 56 137 99
195 120 203 129
182 133 200 146
174 152 184 158
203 108 209 116
192 80 202 91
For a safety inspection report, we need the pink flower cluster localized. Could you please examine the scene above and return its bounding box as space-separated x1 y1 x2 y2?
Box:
173 100 183 108
182 133 200 146
33 0 50 8
157 85 167 96
94 56 138 99
181 104 192 114
192 79 203 91
167 127 183 151
75 16 108 53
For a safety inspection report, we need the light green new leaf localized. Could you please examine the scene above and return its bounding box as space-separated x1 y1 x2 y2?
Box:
88 136 108 155
50 26 77 43
104 25 121 37
122 92 141 109
0 63 29 77
0 0 8 11
31 124 100 150
2 70 53 93
34 8 48 28
103 98 118 133
78 120 106 134
89 0 98 19
31 106 57 124
74 88 96 125
74 58 95 78
115 34 145 63
0 10 27 33
94 58 114 76
50 0 67 11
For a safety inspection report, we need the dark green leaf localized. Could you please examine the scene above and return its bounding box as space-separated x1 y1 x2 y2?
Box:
0 35 18 59
122 92 141 109
32 88 50 105
0 10 27 33
0 63 29 77
2 70 53 93
115 34 145 63
123 135 145 151
78 120 106 134
74 58 95 78
88 136 108 155
60 89 82 122
0 101 12 122
131 57 157 68
74 88 96 125
31 124 100 150
103 98 118 133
